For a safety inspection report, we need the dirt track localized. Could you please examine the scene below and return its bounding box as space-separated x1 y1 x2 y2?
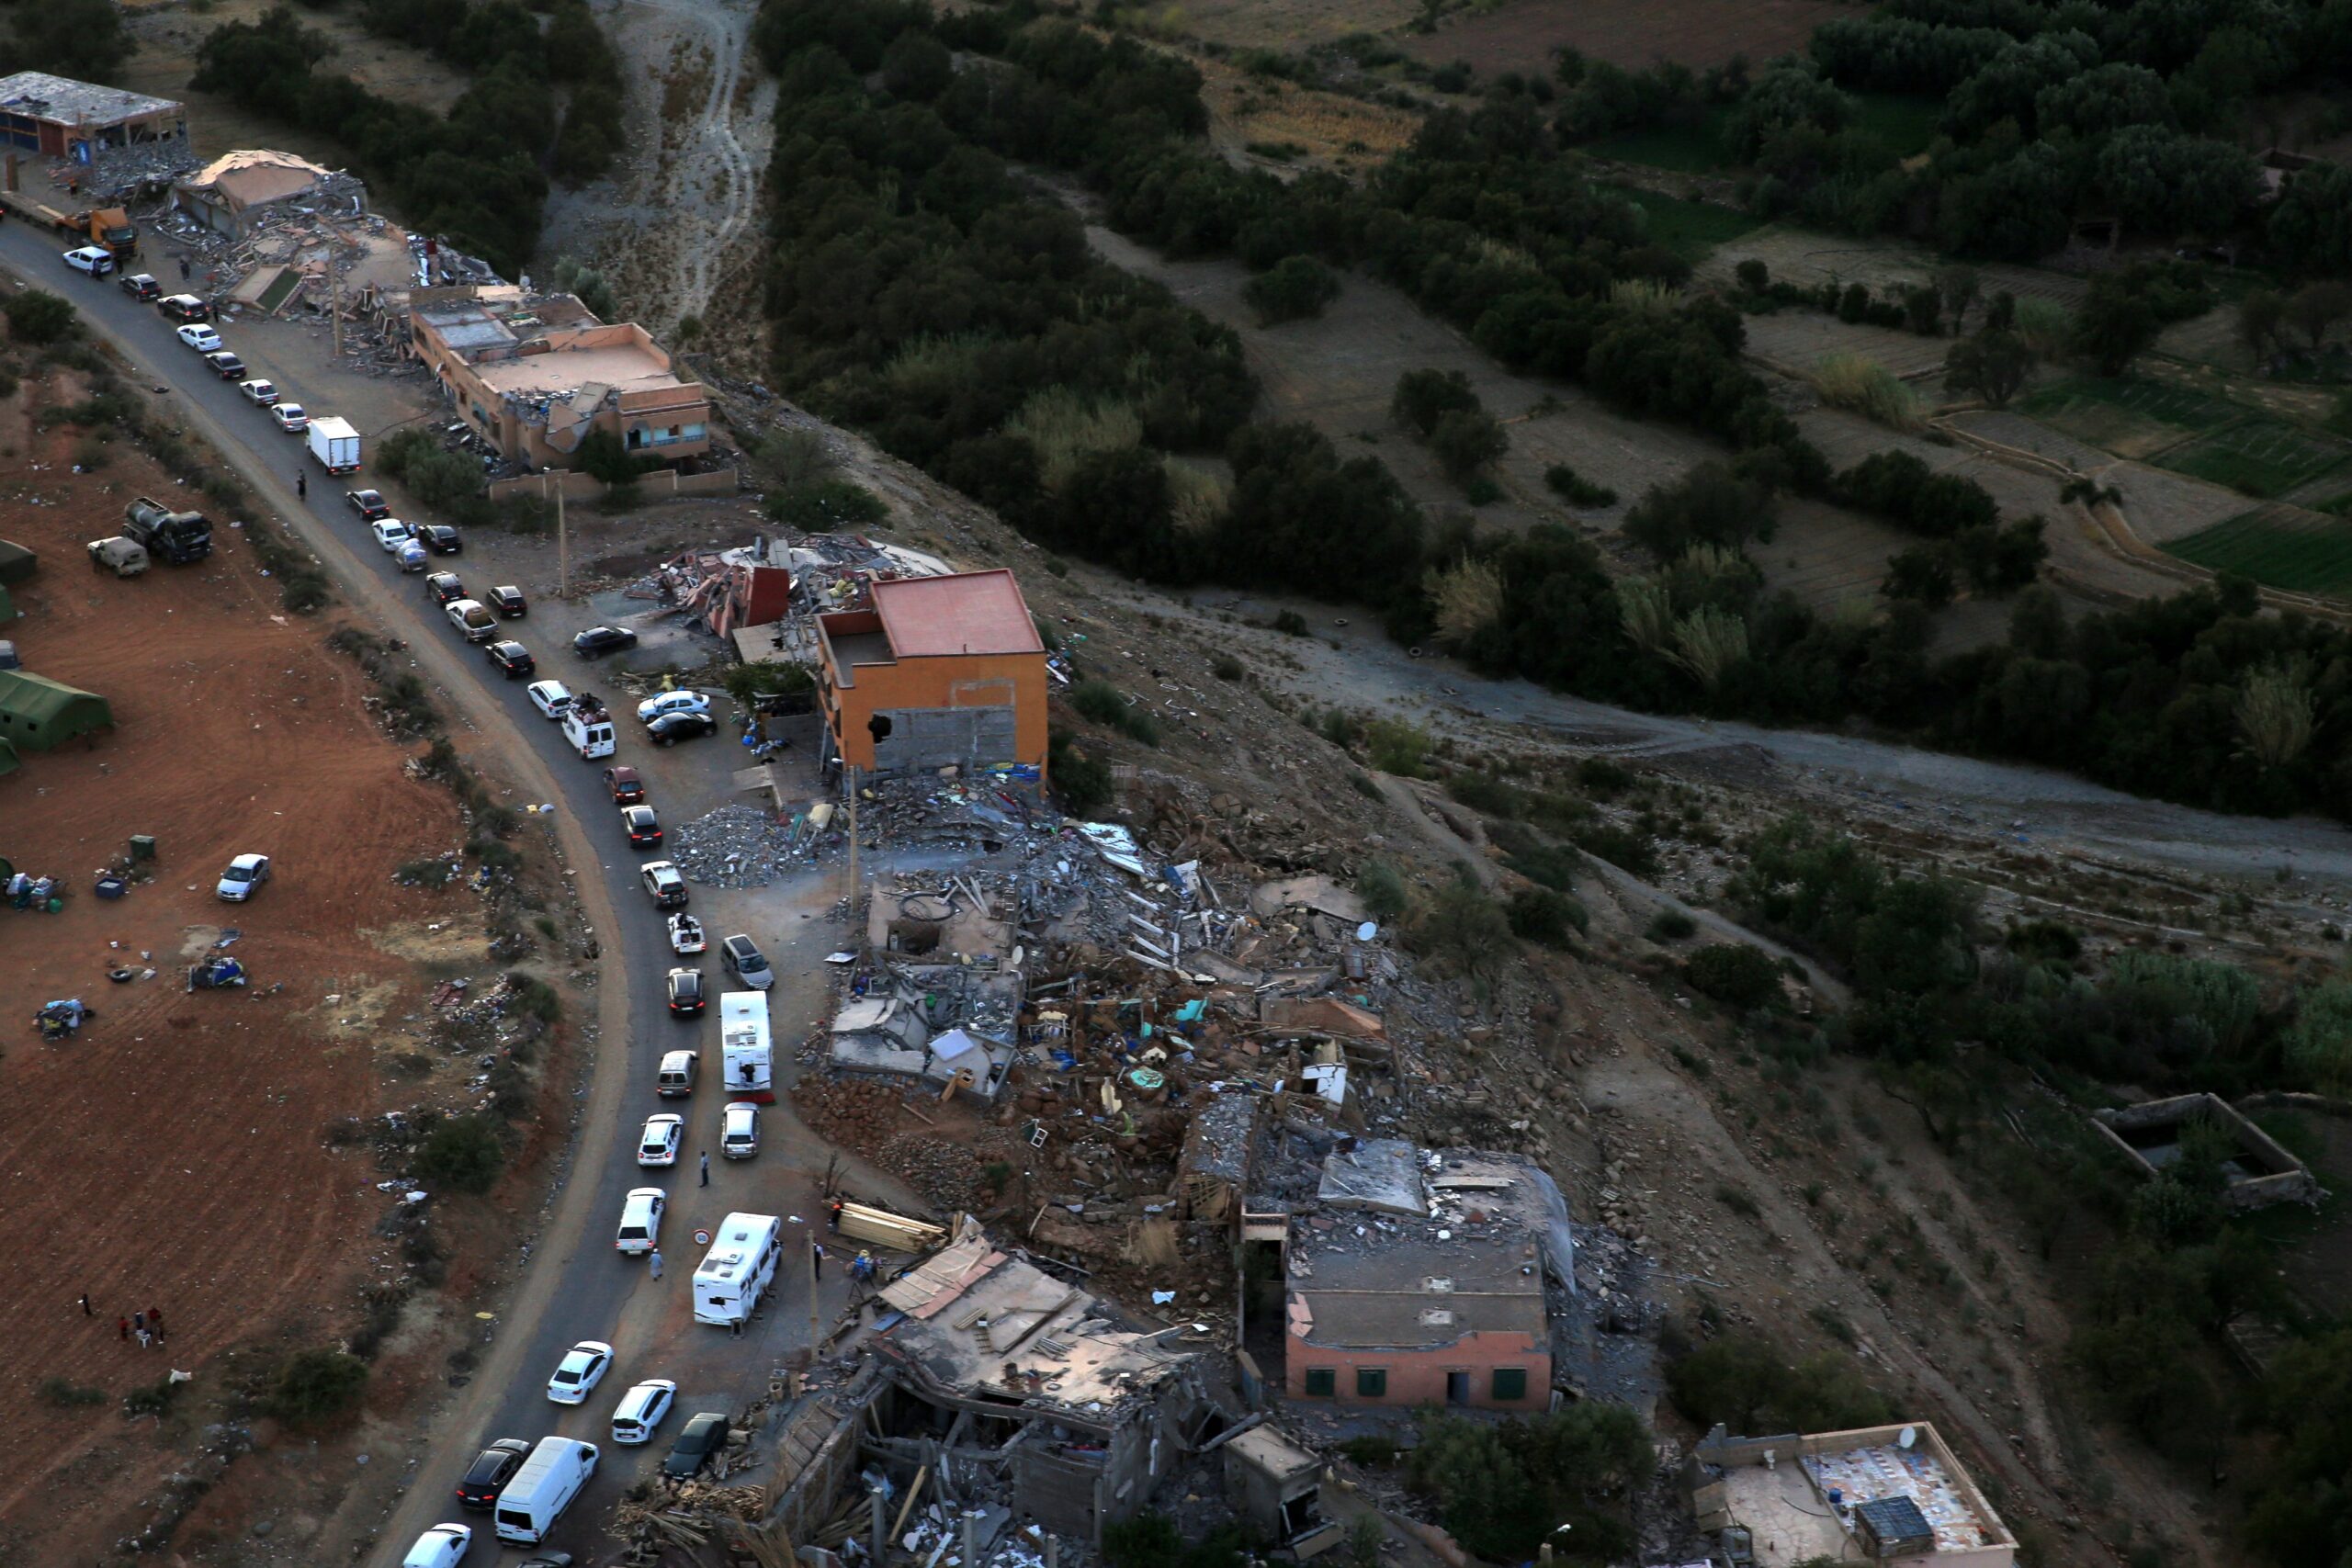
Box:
0 393 464 1552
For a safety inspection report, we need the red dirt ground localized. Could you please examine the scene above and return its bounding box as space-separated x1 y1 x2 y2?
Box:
0 391 464 1554
1403 0 1845 73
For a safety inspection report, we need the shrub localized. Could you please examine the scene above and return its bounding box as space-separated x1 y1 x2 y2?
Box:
412 1113 504 1195
5 288 78 344
1808 355 1920 431
1049 731 1114 814
1211 654 1245 680
1508 886 1587 945
1544 463 1618 507
396 859 455 890
1685 942 1782 1010
1647 908 1698 942
1358 859 1409 920
38 1376 105 1408
1244 254 1342 325
1667 1333 1891 1435
1391 367 1481 437
504 971 561 1023
268 1348 368 1424
1069 679 1161 744
1429 407 1508 485
764 478 888 530
1409 877 1516 979
1363 717 1430 776
122 1376 183 1419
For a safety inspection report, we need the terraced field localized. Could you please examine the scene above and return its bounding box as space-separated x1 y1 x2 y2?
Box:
2166 505 2352 597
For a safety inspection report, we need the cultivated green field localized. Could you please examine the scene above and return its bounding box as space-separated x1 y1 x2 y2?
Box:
2160 421 2352 500
1615 187 1761 261
2166 508 2352 595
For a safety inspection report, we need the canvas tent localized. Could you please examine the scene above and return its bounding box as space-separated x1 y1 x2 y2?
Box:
0 539 32 586
0 735 17 777
0 670 111 751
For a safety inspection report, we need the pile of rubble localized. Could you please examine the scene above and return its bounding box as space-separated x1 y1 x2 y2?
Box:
671 802 800 888
874 1131 992 1211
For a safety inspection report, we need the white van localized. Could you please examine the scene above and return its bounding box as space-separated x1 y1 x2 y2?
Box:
720 1100 760 1160
657 1048 697 1097
492 1436 597 1546
446 598 498 642
562 705 616 760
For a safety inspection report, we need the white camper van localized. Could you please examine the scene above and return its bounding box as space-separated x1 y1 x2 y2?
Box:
719 990 773 1103
492 1436 598 1546
693 1212 781 1328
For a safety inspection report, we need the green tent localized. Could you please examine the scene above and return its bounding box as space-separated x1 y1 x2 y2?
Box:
0 670 111 752
0 736 17 777
0 582 14 625
0 539 31 587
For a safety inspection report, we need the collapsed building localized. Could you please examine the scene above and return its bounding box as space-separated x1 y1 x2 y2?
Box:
861 1220 1228 1540
171 149 362 241
0 72 191 189
410 284 713 471
2090 1092 2321 1212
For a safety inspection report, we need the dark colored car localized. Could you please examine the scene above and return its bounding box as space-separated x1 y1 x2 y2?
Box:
486 639 535 678
488 584 526 617
424 570 465 605
158 293 209 322
573 625 639 656
622 805 662 849
346 488 390 522
118 272 160 300
662 1414 729 1478
647 710 716 746
416 523 462 555
666 967 705 1016
205 351 247 379
454 1437 531 1509
603 765 644 804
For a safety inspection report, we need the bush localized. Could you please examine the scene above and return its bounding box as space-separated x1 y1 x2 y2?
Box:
1667 1333 1892 1435
1244 254 1342 325
412 1113 505 1195
764 478 889 530
5 289 78 345
1429 407 1509 486
1647 908 1698 942
1409 877 1516 979
38 1376 105 1408
122 1376 183 1419
1357 859 1409 920
1508 886 1587 945
1069 679 1160 744
396 859 455 890
1809 354 1920 431
1049 731 1114 814
1363 717 1430 775
1685 942 1782 1010
1392 367 1481 437
268 1348 369 1424
1544 463 1618 507
1405 1406 1649 1563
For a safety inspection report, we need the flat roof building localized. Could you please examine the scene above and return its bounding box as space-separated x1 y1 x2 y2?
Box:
1284 1145 1573 1412
0 72 186 164
409 286 710 472
1690 1421 2017 1568
815 569 1048 783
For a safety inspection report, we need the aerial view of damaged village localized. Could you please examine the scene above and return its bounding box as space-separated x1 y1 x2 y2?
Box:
27 0 2352 1567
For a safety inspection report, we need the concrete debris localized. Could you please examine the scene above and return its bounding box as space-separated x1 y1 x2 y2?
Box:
671 802 802 888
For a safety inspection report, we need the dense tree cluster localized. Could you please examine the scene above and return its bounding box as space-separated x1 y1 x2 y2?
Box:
190 2 621 272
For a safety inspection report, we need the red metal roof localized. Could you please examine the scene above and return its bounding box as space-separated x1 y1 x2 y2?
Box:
871 569 1042 659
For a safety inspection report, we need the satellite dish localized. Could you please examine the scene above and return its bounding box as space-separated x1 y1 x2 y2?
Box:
1898 1426 1917 1450
1356 920 1378 942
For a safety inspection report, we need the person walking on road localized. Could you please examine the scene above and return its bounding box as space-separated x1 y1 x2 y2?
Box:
176 256 189 283
649 1248 663 1280
296 472 307 501
811 1240 825 1280
78 1292 91 1316
699 1152 709 1188
147 1306 164 1345
118 1315 130 1343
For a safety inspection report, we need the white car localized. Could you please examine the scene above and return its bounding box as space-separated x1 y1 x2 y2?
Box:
62 245 112 276
637 1112 684 1167
239 378 279 406
526 679 573 718
616 1187 665 1254
175 322 222 352
636 690 710 725
215 853 270 902
270 401 309 433
546 1339 615 1405
667 912 706 953
610 1379 677 1446
400 1523 472 1568
371 519 415 551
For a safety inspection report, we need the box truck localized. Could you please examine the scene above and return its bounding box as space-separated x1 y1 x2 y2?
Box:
307 416 361 474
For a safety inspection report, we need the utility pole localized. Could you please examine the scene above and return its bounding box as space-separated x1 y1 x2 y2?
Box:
330 248 343 359
845 762 859 906
807 1224 821 1357
557 481 568 599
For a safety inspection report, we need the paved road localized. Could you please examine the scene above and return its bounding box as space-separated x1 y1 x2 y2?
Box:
0 231 840 1562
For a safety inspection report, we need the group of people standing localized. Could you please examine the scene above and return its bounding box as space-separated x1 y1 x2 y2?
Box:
80 1294 168 1348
